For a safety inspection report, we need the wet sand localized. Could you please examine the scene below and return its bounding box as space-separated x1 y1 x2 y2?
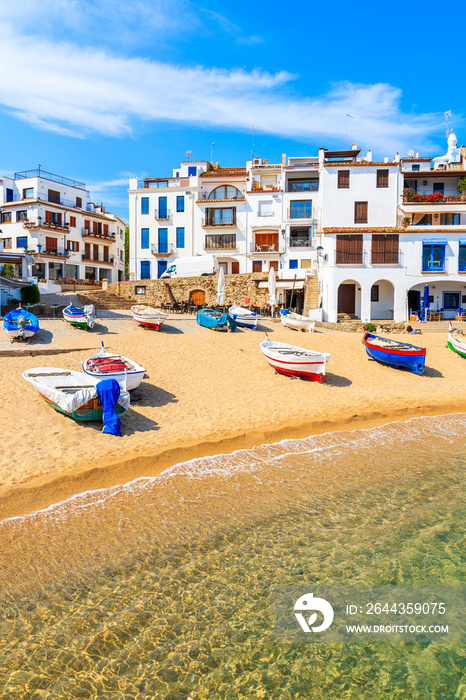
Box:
1 314 464 521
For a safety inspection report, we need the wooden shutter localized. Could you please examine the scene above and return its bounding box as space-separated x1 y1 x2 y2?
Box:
45 210 53 223
45 236 57 251
93 221 98 234
103 246 109 261
93 244 99 260
338 170 350 188
377 170 389 188
336 235 362 263
371 234 398 263
85 243 90 258
84 219 90 232
57 212 62 225
103 224 109 236
354 201 368 224
70 216 76 227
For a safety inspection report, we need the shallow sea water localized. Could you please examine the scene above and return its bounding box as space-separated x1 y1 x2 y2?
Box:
0 415 464 699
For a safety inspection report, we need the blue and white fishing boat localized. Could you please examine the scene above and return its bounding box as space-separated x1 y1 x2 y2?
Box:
197 308 237 332
63 300 96 329
3 305 39 341
363 331 426 375
228 305 260 330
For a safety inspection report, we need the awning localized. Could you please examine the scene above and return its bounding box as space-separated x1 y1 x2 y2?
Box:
459 240 466 246
422 239 447 245
258 280 305 290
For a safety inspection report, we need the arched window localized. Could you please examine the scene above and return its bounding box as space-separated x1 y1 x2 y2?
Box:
208 185 242 200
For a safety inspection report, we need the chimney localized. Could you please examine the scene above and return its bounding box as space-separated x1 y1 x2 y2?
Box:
282 153 286 166
415 152 419 158
366 150 372 162
352 143 358 150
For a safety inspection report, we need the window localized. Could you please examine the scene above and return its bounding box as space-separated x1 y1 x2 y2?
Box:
188 166 197 176
67 240 80 252
371 285 379 302
258 201 273 217
205 208 236 226
3 238 12 248
290 200 312 219
76 197 82 208
176 227 185 248
371 234 399 264
141 228 150 249
338 170 350 188
433 183 444 195
69 216 76 228
21 188 33 200
45 210 62 225
45 237 57 251
354 201 368 224
208 186 242 200
176 195 185 212
48 189 60 204
289 226 312 247
16 210 27 222
5 188 13 202
459 244 466 271
141 197 149 215
289 179 318 192
103 224 109 236
376 170 389 188
336 235 363 264
289 259 298 269
411 164 420 172
414 214 432 226
440 213 460 225
422 243 446 271
1 212 11 223
16 236 28 248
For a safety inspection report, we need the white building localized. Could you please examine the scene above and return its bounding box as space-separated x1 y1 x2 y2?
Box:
0 168 126 284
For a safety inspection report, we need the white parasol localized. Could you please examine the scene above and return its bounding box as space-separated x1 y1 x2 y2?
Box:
216 267 225 305
268 266 277 317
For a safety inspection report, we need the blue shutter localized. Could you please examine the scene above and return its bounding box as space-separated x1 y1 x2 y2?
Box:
6 188 13 202
176 227 185 248
157 261 168 278
289 259 298 269
141 197 149 215
176 195 185 212
158 228 168 253
141 228 149 249
188 166 197 176
140 261 151 279
158 196 167 218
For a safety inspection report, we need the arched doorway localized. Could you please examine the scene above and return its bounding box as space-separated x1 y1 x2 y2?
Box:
337 279 360 318
190 289 206 307
370 279 394 320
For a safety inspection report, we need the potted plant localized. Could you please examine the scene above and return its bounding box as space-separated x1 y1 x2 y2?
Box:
401 216 410 228
458 177 466 201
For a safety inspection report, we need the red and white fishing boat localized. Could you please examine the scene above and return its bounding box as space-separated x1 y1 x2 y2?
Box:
131 304 168 331
82 342 146 391
259 333 331 382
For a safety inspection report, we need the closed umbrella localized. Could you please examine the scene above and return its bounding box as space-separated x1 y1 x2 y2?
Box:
268 266 277 317
216 267 225 306
422 284 430 322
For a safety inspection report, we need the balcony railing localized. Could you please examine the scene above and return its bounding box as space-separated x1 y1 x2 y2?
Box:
82 253 115 263
204 234 237 250
4 192 92 210
336 250 366 265
371 250 402 265
204 209 237 227
39 248 70 257
151 243 176 256
154 209 172 220
288 206 313 220
81 227 116 240
14 169 86 188
249 243 284 254
289 237 312 248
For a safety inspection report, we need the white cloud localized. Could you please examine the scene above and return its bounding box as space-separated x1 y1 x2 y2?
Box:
0 13 449 155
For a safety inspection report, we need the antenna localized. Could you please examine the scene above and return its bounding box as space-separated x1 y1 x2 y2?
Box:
445 110 452 136
252 125 255 159
211 142 215 162
345 114 353 149
186 151 192 161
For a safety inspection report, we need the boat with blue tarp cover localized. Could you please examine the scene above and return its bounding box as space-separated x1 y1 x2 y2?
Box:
197 308 237 332
362 331 426 375
3 306 39 340
228 305 260 330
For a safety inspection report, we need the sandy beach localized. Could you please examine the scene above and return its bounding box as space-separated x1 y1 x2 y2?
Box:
0 312 464 521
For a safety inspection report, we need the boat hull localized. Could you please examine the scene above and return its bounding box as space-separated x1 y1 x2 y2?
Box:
82 346 146 391
280 310 315 332
63 312 88 329
363 333 426 375
3 309 39 340
259 337 330 382
447 334 466 358
40 394 127 421
228 306 260 330
131 306 167 331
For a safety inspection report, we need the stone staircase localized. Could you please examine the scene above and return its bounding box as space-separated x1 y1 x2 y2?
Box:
76 289 134 310
303 274 319 314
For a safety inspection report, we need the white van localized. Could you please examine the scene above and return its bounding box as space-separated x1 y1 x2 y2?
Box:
160 255 218 279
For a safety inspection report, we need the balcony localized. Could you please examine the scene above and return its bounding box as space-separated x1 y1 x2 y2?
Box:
204 234 237 251
5 192 93 210
154 209 172 220
289 237 312 248
248 242 284 256
14 168 86 188
23 220 69 233
288 206 313 220
151 243 176 257
82 253 115 263
335 250 367 265
203 209 237 227
371 250 402 265
38 248 70 258
81 227 116 241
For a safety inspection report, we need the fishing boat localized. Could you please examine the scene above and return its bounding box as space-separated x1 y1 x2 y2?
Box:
197 308 237 332
62 300 96 329
131 304 168 330
23 367 130 423
82 342 146 391
447 321 466 358
228 305 260 330
259 333 331 382
362 331 426 375
280 309 315 332
3 305 39 341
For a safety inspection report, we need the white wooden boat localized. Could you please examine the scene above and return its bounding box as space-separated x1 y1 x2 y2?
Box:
259 333 330 382
23 367 130 422
280 309 315 332
228 305 260 330
131 304 168 331
82 342 146 391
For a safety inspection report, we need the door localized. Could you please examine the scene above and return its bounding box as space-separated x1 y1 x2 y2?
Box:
158 196 167 219
253 261 262 273
158 228 168 254
85 242 91 260
157 260 168 278
269 261 278 271
443 291 460 319
338 284 355 314
93 244 99 261
191 290 206 306
140 261 151 279
231 261 239 274
408 290 421 314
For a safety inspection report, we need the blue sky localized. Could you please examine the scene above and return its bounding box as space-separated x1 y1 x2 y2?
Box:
0 0 463 221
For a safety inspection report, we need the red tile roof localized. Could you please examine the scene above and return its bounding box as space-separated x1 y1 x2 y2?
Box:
201 168 247 178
